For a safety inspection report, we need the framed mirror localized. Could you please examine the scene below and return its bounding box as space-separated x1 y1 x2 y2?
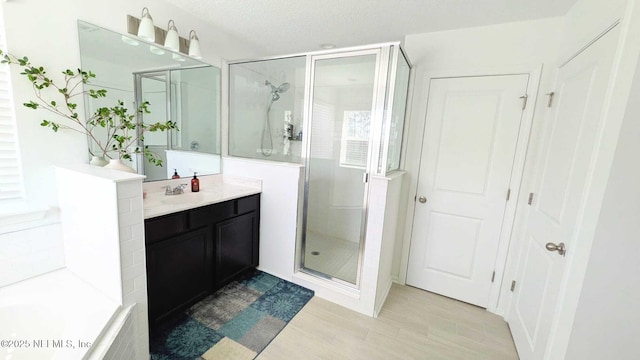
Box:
77 21 221 181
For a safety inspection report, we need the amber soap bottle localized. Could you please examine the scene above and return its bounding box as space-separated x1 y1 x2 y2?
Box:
191 172 200 192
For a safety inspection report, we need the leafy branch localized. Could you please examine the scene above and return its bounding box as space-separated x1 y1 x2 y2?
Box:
0 50 178 166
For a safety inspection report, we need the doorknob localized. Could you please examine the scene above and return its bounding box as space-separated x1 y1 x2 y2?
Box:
418 196 427 203
545 242 566 256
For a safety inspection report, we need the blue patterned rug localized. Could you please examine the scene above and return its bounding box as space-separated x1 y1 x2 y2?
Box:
150 270 314 360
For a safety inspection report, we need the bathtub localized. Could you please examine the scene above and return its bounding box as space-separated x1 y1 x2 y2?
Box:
0 269 119 359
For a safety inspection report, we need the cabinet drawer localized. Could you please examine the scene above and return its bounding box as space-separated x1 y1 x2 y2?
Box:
145 212 187 245
237 194 260 214
189 200 234 229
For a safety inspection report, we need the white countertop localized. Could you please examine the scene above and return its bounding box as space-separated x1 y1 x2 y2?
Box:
143 174 261 219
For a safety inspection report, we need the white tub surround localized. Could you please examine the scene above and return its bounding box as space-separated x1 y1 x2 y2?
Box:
56 165 149 359
0 221 65 288
143 174 261 219
0 269 119 360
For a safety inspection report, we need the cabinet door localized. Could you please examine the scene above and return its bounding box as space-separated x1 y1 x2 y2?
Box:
214 211 259 288
147 227 212 325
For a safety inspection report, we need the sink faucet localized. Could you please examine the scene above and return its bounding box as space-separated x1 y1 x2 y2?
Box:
173 184 188 195
163 184 188 195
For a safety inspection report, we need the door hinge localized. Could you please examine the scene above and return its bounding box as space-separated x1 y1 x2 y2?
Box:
520 94 528 110
510 280 516 292
528 193 534 205
546 92 555 107
363 173 369 183
506 189 511 201
491 271 496 283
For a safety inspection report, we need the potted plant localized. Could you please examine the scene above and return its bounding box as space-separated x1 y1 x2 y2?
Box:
0 50 177 172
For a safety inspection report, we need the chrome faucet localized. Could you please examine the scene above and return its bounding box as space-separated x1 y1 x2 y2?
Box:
163 184 188 195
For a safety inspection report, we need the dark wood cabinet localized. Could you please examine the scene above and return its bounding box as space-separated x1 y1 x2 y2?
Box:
145 194 260 327
215 211 259 287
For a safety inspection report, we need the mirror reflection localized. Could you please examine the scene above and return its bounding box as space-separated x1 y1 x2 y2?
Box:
78 21 221 181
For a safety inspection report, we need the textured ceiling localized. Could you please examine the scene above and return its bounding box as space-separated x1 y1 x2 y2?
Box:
162 0 577 57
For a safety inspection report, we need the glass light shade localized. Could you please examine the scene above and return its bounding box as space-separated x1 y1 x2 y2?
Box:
149 45 165 55
164 20 179 51
121 35 139 46
137 7 155 42
172 53 186 62
188 30 202 59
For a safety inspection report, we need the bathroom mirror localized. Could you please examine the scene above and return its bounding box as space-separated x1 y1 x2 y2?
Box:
77 21 221 181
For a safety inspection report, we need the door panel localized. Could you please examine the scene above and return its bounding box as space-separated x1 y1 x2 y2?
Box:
425 212 482 279
508 26 619 360
537 68 597 223
434 93 501 195
407 74 528 307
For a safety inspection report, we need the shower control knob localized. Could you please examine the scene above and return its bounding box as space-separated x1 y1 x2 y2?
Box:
418 196 427 204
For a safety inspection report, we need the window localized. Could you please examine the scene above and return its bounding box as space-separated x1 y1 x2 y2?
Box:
0 13 24 201
339 110 370 168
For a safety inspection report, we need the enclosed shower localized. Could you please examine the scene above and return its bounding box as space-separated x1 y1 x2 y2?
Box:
229 43 410 290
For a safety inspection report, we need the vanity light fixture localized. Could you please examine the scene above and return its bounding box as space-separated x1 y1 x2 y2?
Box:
137 7 155 42
164 20 180 51
188 30 202 59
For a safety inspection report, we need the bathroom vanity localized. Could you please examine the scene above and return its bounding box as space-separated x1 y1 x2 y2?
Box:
142 177 261 327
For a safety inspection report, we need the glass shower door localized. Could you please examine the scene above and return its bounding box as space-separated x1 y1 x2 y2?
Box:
302 50 379 286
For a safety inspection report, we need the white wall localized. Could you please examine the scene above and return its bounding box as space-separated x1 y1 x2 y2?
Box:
374 171 404 315
221 157 302 281
2 0 262 209
57 167 123 304
564 46 640 360
56 165 148 358
396 18 563 301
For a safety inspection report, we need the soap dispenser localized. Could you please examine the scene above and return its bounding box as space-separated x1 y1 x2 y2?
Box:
172 169 180 179
191 172 200 192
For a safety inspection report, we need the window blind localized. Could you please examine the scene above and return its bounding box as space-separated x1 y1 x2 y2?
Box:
0 14 23 201
339 111 370 169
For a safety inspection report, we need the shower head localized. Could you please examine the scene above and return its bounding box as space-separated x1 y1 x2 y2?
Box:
265 80 290 97
278 82 290 93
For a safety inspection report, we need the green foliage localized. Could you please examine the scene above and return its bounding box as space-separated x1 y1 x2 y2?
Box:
0 49 178 166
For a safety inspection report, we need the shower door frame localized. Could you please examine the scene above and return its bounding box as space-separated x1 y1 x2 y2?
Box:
298 46 392 289
134 70 173 176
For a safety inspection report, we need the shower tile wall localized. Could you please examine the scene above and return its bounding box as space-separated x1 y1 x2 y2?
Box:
229 56 306 163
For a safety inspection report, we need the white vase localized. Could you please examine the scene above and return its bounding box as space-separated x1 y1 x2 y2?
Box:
89 156 109 167
104 159 137 173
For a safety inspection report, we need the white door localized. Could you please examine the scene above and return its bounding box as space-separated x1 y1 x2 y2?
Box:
508 27 619 360
407 74 529 307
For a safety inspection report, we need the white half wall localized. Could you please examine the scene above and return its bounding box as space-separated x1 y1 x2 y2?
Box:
57 167 124 304
374 171 405 316
221 157 302 281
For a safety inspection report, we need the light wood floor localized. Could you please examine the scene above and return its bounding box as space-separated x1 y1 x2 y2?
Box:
258 283 519 359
